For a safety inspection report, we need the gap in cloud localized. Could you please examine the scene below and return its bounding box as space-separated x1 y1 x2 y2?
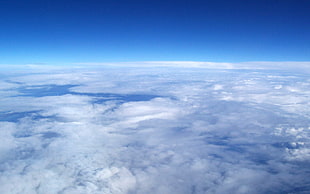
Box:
0 111 56 123
16 84 163 103
17 84 79 97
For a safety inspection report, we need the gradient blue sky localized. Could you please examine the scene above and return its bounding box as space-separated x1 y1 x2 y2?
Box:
1 0 309 64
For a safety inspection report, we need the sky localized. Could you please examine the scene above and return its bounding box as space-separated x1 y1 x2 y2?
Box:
0 0 310 64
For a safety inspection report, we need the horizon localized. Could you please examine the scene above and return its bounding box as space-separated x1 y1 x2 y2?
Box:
1 60 310 71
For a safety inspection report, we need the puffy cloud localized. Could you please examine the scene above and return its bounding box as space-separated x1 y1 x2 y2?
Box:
0 63 309 193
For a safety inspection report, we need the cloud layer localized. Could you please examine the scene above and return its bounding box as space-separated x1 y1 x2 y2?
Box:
0 64 309 193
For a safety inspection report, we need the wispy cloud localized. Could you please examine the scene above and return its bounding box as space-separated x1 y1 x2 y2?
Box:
72 61 310 72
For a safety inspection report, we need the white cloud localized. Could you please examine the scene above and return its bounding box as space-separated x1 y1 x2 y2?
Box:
0 63 309 193
72 61 310 72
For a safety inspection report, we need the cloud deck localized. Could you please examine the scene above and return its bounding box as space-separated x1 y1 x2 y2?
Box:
0 65 309 193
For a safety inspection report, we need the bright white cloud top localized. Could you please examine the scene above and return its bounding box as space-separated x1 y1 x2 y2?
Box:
0 62 309 193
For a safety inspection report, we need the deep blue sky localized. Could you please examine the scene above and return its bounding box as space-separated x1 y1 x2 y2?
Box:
0 0 309 64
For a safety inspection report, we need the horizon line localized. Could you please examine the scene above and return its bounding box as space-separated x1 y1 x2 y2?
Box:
1 61 310 73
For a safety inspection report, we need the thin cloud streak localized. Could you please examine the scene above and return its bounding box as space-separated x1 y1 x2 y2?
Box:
72 61 310 72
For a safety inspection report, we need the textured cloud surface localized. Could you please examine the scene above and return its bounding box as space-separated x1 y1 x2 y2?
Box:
0 64 310 193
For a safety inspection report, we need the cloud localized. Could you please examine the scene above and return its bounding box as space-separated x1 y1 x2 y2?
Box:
72 61 310 72
0 63 309 193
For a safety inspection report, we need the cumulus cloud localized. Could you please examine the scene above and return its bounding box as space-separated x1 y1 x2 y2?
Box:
0 63 309 193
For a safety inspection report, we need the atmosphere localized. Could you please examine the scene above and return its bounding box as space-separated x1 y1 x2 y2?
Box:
1 0 310 64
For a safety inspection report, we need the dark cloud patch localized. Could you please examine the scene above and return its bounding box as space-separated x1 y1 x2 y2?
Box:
40 131 61 139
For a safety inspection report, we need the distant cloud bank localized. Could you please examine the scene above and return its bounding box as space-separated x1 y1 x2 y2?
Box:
1 61 310 73
73 61 310 72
